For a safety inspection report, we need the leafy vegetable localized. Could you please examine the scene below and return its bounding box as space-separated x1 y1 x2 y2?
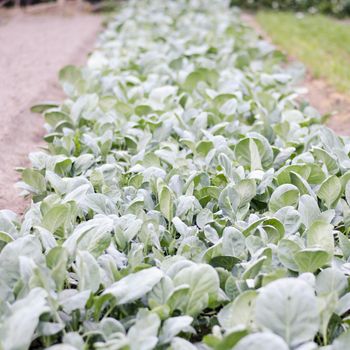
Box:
1 0 350 348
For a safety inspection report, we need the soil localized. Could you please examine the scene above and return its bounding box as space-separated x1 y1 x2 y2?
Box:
0 6 101 214
241 12 350 135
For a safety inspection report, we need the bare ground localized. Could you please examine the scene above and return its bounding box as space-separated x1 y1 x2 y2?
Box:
241 12 350 135
0 7 101 214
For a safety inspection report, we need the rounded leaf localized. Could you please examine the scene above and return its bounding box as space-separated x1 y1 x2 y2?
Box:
269 184 299 212
255 278 319 346
234 332 288 350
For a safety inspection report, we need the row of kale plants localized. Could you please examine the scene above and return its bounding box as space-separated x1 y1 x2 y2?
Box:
1 0 350 349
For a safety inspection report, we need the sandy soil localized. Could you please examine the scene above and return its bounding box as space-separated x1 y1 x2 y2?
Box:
241 12 350 136
0 8 101 214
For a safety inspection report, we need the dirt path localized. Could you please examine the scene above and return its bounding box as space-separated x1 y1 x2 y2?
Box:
0 9 101 214
241 12 350 135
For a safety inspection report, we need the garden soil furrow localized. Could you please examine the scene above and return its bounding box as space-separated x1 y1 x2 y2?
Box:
0 10 101 214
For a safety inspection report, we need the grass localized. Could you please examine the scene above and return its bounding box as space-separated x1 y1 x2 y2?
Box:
256 11 350 93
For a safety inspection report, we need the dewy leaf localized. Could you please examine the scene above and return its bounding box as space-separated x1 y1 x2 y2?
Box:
255 278 319 347
103 267 164 305
0 288 49 350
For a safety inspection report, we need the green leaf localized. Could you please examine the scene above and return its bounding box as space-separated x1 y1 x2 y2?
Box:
46 247 68 290
335 293 350 316
127 310 160 350
42 204 70 233
30 102 59 114
235 179 256 208
59 65 82 96
196 208 214 229
218 290 257 329
333 330 350 350
21 168 46 193
234 138 266 170
294 248 330 273
103 267 164 305
76 250 101 293
0 231 14 244
338 231 350 259
0 288 48 350
317 175 341 208
233 333 289 350
218 185 239 220
159 186 174 222
269 184 299 212
196 140 214 156
255 278 319 347
312 147 338 175
183 68 218 91
298 194 322 229
316 268 347 296
172 264 220 316
306 221 334 256
209 256 240 270
277 239 301 271
159 316 193 344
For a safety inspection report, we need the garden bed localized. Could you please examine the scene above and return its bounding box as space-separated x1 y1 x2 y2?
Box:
1 1 350 349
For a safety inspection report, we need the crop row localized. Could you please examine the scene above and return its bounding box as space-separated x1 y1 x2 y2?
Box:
1 0 350 349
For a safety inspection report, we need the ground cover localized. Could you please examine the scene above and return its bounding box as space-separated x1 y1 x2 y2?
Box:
257 11 350 93
1 1 350 349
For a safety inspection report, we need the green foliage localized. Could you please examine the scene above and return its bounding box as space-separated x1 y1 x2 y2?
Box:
231 0 350 17
1 0 350 349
